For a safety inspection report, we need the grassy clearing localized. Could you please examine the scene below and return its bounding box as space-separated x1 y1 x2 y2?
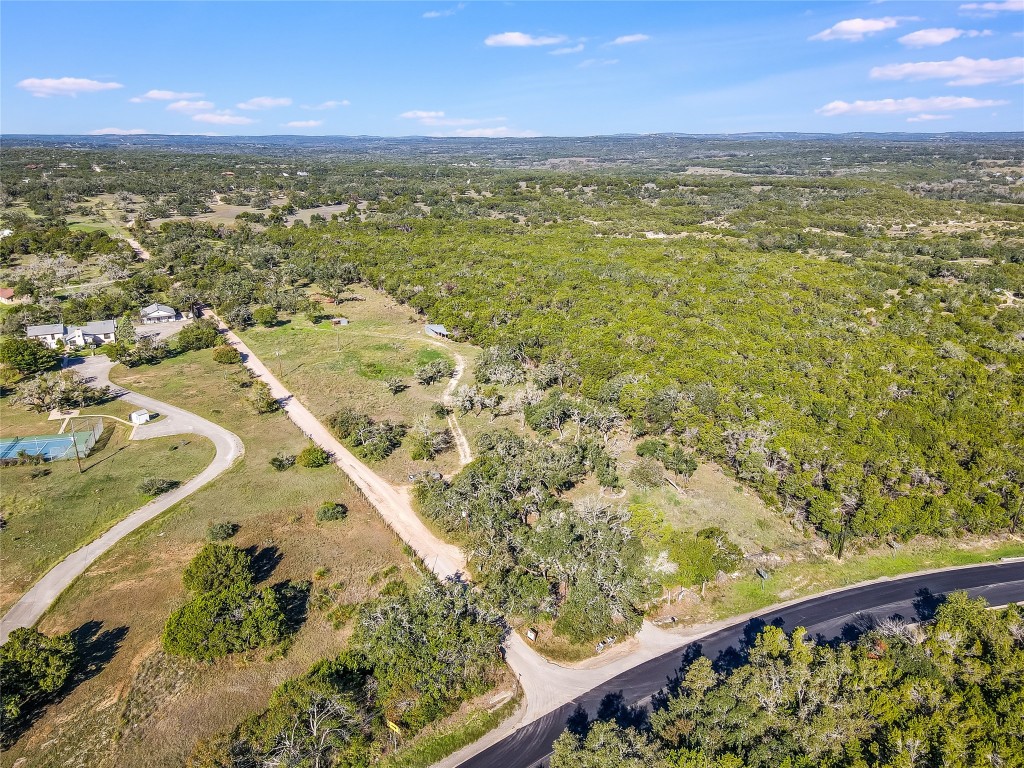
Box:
527 624 604 664
629 462 811 554
0 423 214 614
5 349 418 768
239 286 482 484
380 680 521 768
0 394 138 438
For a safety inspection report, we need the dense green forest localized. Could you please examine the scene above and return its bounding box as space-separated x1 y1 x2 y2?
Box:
551 593 1024 768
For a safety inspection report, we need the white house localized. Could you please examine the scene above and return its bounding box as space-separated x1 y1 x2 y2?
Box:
140 303 180 324
27 320 116 349
425 324 449 339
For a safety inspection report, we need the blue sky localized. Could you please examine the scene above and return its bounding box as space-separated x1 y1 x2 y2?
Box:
2 1 1022 136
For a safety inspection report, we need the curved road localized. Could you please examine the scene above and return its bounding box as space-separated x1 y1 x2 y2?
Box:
455 560 1024 768
0 355 244 643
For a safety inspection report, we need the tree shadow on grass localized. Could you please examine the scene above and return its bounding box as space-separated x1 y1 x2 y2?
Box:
1 620 128 748
273 580 311 633
245 544 283 585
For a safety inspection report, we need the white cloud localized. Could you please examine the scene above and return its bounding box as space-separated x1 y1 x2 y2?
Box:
446 127 541 138
578 58 619 68
89 127 150 135
192 112 257 125
870 56 1024 85
166 99 214 113
399 111 532 136
17 77 123 98
551 44 585 55
284 120 324 128
484 31 567 47
818 95 1008 116
907 113 952 122
610 33 650 45
898 28 992 46
302 100 349 110
423 3 463 18
236 96 292 110
400 110 505 127
129 89 202 103
400 110 446 120
810 17 918 42
959 0 1024 12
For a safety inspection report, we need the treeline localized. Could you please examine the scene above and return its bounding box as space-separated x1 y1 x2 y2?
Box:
551 593 1024 768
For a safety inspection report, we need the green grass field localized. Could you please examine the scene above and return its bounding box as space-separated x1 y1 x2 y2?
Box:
0 396 138 438
239 287 482 484
0 425 214 614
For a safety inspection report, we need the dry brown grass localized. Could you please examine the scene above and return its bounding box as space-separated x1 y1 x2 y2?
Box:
6 349 417 768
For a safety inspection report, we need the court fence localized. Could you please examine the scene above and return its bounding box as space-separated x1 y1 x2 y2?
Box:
0 417 104 464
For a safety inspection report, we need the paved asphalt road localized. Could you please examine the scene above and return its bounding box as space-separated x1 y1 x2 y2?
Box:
459 561 1024 768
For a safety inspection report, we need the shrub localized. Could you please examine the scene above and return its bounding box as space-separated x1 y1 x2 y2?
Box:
316 502 348 522
207 521 239 541
182 543 253 594
414 359 455 386
628 458 664 489
162 586 286 661
252 306 278 327
384 377 407 395
0 627 76 724
225 305 253 329
270 454 296 471
138 477 180 495
249 381 279 413
163 543 292 661
409 423 454 461
212 345 242 364
176 319 220 351
111 336 168 367
297 444 332 468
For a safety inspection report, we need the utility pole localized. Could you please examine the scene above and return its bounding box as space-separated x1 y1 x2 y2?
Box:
69 416 83 474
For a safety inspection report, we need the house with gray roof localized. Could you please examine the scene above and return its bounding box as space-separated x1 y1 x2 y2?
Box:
27 320 116 349
140 303 180 324
425 324 449 338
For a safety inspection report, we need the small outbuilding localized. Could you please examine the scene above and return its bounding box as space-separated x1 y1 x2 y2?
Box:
425 324 449 339
331 317 350 326
130 409 153 425
0 287 27 305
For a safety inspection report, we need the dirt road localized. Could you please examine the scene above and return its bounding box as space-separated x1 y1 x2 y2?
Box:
215 322 468 580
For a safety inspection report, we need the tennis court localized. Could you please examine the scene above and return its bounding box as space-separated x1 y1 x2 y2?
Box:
0 419 104 462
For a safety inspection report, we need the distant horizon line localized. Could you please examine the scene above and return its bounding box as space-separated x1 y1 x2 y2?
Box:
3 130 1024 140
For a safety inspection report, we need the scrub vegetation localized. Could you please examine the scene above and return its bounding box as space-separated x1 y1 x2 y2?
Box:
1 133 1021 764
